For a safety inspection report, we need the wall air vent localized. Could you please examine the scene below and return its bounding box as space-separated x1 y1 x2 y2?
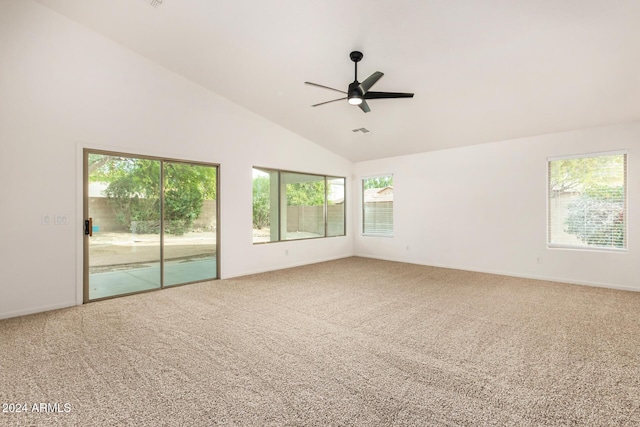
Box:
352 128 370 133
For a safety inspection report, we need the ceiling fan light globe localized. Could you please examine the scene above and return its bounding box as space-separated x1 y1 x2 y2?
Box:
348 97 363 105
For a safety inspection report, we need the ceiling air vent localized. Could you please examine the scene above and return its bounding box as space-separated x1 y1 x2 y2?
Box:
352 128 370 133
142 0 164 8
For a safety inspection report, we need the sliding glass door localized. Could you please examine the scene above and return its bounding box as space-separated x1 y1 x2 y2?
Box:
84 150 218 302
162 161 218 286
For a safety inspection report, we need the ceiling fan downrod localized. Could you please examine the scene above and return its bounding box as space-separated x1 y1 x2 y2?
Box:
350 51 363 83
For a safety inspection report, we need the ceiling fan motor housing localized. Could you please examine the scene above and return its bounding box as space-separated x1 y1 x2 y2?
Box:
348 81 364 104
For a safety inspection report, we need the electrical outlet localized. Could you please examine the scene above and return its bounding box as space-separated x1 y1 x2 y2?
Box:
285 249 289 256
54 214 67 225
536 256 543 264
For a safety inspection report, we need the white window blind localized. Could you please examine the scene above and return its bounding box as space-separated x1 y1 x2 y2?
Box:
548 151 626 250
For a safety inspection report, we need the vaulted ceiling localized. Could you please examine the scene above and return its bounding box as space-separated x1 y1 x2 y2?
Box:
35 0 640 162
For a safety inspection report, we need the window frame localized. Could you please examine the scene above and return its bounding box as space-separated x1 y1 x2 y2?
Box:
252 167 346 244
361 174 394 237
547 150 627 252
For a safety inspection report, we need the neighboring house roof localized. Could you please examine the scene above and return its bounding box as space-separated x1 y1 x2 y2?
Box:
364 187 394 203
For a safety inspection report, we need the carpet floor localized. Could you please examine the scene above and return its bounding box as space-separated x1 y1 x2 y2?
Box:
1 257 640 426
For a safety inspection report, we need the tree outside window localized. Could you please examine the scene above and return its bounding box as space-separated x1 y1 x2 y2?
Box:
548 152 626 250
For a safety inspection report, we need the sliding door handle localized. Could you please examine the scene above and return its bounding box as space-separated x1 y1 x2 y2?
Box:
84 218 93 236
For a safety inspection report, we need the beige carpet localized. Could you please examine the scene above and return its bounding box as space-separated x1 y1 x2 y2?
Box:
1 257 640 426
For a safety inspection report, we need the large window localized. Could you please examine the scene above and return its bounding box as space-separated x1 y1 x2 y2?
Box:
362 175 393 236
548 151 626 250
252 168 345 243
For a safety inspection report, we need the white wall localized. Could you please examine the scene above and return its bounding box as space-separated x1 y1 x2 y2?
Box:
1 1 637 320
0 1 353 319
354 123 640 291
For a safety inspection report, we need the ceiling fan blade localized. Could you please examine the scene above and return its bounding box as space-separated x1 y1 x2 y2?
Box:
364 91 414 99
358 100 371 113
305 81 347 94
360 71 384 93
312 97 347 107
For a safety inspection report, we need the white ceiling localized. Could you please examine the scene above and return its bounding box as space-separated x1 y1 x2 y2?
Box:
35 0 640 162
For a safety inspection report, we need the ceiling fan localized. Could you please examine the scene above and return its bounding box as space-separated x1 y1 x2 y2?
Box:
305 51 414 113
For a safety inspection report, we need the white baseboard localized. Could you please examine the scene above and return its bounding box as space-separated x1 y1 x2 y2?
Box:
353 253 640 293
0 301 77 320
221 255 352 280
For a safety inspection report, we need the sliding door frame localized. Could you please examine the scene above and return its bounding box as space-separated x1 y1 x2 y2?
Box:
83 148 220 303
